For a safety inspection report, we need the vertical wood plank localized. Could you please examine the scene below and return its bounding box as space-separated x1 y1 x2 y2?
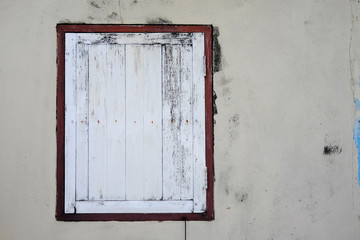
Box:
192 33 207 212
75 43 89 201
162 45 184 200
105 44 126 200
143 45 163 200
179 45 194 200
88 45 107 200
64 33 77 213
126 45 145 200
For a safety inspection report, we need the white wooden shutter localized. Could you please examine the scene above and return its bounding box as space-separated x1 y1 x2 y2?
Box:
64 32 206 214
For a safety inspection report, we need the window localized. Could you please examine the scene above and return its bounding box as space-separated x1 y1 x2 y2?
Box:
56 25 213 221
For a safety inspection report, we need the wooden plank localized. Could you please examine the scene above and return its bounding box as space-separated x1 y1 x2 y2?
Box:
192 33 207 212
75 43 89 201
179 45 194 200
143 45 163 200
125 45 145 200
64 33 77 213
88 44 107 200
162 45 184 200
76 200 194 213
105 44 126 200
77 33 192 45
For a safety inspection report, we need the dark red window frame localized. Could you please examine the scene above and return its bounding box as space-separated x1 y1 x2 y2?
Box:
56 24 214 221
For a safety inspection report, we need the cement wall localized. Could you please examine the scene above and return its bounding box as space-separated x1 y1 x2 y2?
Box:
1 0 360 239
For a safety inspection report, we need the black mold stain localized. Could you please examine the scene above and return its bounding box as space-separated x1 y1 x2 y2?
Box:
213 90 218 116
235 192 248 202
213 26 222 73
147 17 173 25
88 0 101 8
323 145 342 155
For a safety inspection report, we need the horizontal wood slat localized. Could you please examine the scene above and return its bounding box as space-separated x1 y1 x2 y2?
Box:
76 200 193 213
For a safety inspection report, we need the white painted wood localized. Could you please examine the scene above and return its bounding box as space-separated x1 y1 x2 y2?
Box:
125 45 145 200
105 44 126 200
88 44 108 200
192 33 207 213
75 43 89 201
65 32 207 214
143 45 163 200
179 45 194 200
64 33 77 213
75 200 194 213
77 33 192 45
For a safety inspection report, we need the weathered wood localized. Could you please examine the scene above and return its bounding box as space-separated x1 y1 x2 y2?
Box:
179 45 194 200
125 45 145 200
76 200 193 213
75 43 89 201
143 45 163 200
105 44 126 200
162 45 194 200
192 33 207 212
57 25 214 221
88 44 108 200
64 33 77 213
77 33 192 45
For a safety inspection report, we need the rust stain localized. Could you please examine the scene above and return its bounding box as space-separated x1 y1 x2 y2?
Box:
186 120 189 124
81 120 84 124
151 121 154 124
171 119 174 123
134 120 136 124
115 120 117 123
97 120 100 124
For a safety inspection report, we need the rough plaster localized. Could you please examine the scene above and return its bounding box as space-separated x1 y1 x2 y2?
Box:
0 0 360 239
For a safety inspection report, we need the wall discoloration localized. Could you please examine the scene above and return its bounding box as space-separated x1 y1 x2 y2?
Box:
147 17 173 25
323 145 342 155
212 26 222 73
234 192 248 203
88 0 102 9
228 113 240 141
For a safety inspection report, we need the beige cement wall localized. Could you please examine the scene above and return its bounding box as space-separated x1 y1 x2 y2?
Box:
1 0 360 239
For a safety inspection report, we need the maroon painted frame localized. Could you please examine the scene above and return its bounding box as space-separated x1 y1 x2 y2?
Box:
56 24 214 221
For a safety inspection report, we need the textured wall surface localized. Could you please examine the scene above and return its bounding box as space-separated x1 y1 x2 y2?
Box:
1 0 360 239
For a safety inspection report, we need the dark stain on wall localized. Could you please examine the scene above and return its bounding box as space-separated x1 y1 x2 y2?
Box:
229 113 240 141
213 26 222 73
147 17 173 24
107 12 118 20
235 192 248 202
323 145 342 155
213 90 218 117
88 0 102 8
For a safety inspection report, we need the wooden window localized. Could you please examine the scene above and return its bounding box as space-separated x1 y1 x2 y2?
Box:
56 25 213 221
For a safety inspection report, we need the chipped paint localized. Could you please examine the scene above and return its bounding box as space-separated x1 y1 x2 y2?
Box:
356 98 360 110
355 118 360 187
